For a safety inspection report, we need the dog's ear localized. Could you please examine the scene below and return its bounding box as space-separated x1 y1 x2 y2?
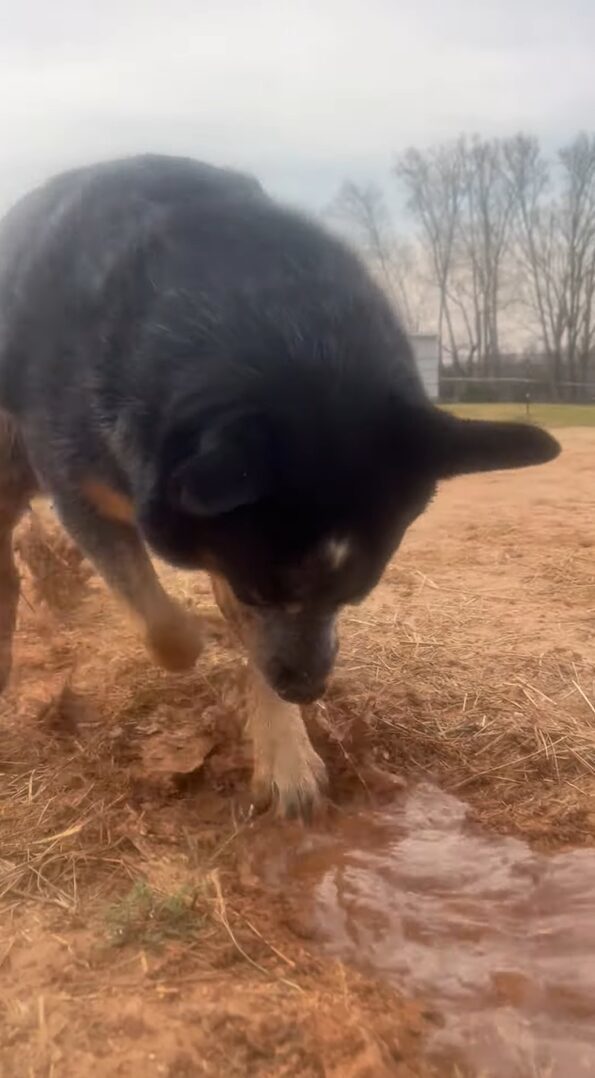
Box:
411 408 560 479
168 414 273 517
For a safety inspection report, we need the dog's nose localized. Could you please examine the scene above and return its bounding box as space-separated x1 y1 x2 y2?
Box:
268 661 327 704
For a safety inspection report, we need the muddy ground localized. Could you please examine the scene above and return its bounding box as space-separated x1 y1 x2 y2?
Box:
0 429 593 1077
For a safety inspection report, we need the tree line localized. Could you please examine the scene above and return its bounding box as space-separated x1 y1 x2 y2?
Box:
329 133 595 397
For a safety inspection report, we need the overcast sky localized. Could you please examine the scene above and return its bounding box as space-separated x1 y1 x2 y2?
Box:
0 0 593 215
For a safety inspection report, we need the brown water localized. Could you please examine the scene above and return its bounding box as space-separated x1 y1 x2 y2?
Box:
259 784 595 1076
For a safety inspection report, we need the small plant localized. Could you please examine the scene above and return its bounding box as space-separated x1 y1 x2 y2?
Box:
105 880 204 947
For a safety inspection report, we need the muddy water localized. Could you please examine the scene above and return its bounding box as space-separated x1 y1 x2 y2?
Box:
259 785 595 1076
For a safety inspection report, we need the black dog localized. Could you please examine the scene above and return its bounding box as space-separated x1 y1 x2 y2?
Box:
0 154 559 814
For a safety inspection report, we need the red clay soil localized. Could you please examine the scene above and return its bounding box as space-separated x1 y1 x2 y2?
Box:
1 429 593 1077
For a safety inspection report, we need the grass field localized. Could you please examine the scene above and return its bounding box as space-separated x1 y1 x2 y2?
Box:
444 401 595 427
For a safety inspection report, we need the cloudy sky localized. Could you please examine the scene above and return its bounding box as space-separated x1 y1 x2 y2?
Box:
0 0 593 215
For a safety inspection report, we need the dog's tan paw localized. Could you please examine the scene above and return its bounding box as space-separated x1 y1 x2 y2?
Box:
252 738 328 821
146 607 203 671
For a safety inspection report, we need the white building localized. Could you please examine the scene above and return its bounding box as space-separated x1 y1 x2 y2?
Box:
411 334 439 401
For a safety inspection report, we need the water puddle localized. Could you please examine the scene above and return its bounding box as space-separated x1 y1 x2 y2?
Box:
258 784 595 1075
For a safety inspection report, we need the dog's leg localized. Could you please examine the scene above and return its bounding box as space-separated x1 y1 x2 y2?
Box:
247 665 327 818
52 492 202 671
0 413 38 690
210 573 327 817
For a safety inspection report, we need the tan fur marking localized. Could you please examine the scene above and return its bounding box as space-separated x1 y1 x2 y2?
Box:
80 476 201 669
209 572 327 814
247 666 327 815
81 480 135 524
325 537 351 570
209 572 252 642
0 410 38 690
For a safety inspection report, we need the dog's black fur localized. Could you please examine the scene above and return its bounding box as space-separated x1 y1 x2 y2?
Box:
0 154 560 707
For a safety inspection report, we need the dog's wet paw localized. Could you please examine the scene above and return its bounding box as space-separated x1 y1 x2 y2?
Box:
252 740 328 821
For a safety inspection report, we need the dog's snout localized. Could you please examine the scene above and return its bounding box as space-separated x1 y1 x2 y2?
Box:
257 611 338 704
271 664 327 707
272 660 307 687
266 626 338 703
269 660 327 704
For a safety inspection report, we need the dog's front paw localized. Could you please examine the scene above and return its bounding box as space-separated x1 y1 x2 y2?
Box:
252 736 328 821
147 607 203 671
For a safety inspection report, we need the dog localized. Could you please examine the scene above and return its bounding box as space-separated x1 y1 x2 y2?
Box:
0 154 560 816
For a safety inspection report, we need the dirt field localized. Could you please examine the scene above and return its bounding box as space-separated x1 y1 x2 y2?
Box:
1 429 593 1077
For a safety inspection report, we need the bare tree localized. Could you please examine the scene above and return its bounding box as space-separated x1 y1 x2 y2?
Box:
504 134 563 392
458 137 517 376
504 132 595 396
394 141 466 371
558 133 595 390
327 180 419 330
331 131 595 398
395 137 518 376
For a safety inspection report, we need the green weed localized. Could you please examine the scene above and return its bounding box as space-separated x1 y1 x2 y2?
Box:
105 880 204 948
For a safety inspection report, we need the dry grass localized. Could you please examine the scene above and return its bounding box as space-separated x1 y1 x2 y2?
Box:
2 485 595 921
0 681 299 1010
0 708 134 909
15 509 93 614
0 655 243 908
343 613 595 788
330 559 595 842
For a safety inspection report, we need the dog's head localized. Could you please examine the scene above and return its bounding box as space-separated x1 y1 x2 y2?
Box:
139 396 559 704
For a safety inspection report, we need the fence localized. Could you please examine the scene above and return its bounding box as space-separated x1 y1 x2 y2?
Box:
440 376 595 405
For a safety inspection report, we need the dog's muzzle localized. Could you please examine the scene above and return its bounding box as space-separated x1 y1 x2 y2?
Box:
260 612 339 704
